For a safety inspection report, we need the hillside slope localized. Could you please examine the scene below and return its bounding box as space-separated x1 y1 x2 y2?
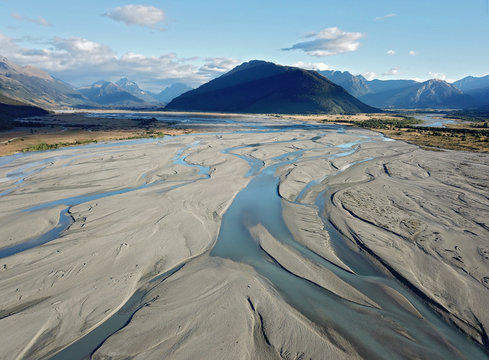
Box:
166 60 378 114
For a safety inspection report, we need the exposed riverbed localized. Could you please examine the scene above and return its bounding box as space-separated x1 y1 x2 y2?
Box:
0 114 488 359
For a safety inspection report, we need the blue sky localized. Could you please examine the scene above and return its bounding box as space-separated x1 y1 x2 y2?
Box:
1 0 488 91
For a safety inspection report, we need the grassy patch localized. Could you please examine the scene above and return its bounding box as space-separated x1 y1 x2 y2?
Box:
339 114 489 152
376 126 489 152
22 139 98 152
353 116 422 129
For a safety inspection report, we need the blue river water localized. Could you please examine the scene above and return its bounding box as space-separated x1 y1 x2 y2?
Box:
0 114 487 359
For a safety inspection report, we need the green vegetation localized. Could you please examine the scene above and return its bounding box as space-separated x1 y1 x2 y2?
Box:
362 122 489 152
20 131 164 153
332 113 489 152
126 131 166 140
412 126 489 137
354 116 422 129
447 110 489 123
22 139 98 152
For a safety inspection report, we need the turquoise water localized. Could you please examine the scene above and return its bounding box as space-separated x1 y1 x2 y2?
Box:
414 113 456 127
1 115 487 359
211 135 488 359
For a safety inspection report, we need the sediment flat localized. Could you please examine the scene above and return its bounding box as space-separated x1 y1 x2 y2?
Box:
0 117 488 359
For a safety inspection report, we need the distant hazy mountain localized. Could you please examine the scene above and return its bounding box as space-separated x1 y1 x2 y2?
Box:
364 79 419 95
360 79 474 109
319 70 371 97
152 83 193 103
115 78 159 103
78 81 147 107
0 93 49 129
316 69 419 103
166 60 378 114
465 86 489 108
452 75 489 92
0 55 89 109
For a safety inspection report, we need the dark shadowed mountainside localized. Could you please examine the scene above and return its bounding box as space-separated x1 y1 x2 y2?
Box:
465 86 489 108
0 93 49 129
165 60 379 114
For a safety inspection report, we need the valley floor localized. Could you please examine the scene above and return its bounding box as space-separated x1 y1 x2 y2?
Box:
2 111 488 157
0 112 196 156
0 116 488 359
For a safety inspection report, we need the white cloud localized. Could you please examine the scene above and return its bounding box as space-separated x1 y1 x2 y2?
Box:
51 37 116 67
361 72 377 81
283 27 365 57
375 13 397 20
428 72 447 81
104 5 165 27
0 32 17 49
386 49 396 55
0 32 238 91
11 12 50 26
382 67 400 76
409 50 416 56
292 61 332 71
198 57 241 76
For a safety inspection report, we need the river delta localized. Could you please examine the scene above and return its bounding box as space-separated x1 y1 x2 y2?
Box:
1 114 488 359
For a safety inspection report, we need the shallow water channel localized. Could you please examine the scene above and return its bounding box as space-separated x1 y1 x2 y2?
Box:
0 115 487 359
212 137 488 359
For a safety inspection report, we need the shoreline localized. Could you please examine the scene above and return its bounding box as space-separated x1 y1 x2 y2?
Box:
0 121 488 359
1 110 488 157
0 112 198 157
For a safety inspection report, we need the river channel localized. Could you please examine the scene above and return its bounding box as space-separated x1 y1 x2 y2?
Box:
0 113 487 359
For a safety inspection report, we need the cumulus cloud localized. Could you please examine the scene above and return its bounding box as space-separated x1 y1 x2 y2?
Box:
104 5 165 27
409 50 416 56
382 67 400 76
11 12 50 26
0 32 238 91
375 13 397 20
198 57 241 76
292 61 332 71
386 49 396 55
283 27 365 57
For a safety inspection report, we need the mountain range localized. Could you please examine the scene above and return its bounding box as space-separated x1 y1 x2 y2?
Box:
319 70 419 99
115 78 160 104
0 56 89 109
166 60 378 114
0 55 192 110
319 69 488 109
0 55 488 114
452 75 489 92
77 81 149 107
360 79 475 109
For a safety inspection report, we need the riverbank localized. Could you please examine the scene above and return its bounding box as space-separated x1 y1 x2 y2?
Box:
280 113 489 153
1 118 488 359
0 112 195 156
2 111 488 157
